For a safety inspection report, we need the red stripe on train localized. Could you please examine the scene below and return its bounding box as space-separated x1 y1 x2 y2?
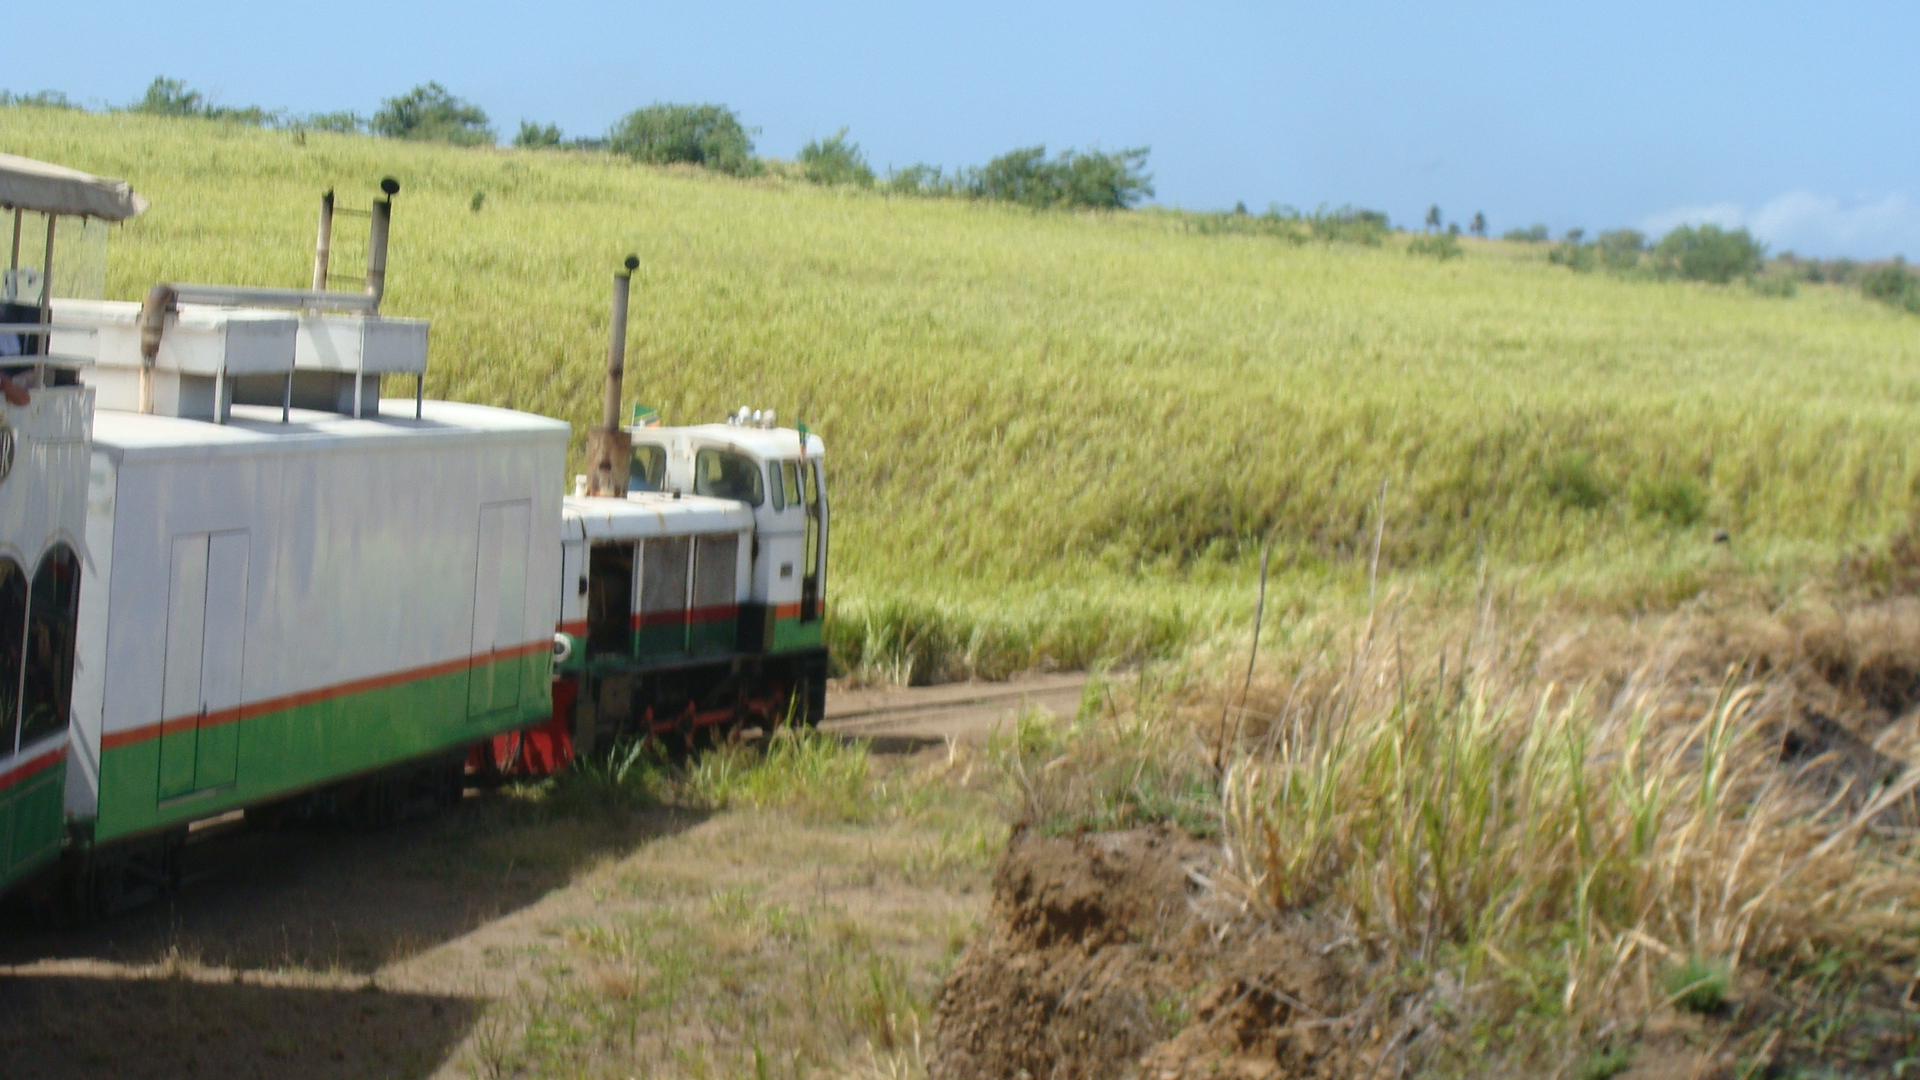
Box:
0 745 66 791
101 639 553 752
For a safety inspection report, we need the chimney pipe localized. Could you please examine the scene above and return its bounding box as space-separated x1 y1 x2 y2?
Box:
312 189 334 293
365 177 399 312
585 255 641 498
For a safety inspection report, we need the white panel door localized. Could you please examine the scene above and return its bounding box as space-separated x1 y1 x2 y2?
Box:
194 531 249 791
157 531 249 800
157 535 209 801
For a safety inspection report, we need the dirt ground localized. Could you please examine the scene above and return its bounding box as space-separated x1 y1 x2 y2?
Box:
929 826 1377 1080
0 676 1082 1080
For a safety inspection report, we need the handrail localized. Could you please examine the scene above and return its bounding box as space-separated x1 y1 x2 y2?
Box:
165 283 378 313
0 353 91 368
0 324 97 336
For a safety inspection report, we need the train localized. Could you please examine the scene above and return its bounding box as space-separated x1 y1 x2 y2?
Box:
0 152 828 915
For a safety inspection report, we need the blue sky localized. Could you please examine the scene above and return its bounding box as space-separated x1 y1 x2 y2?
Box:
19 2 1918 258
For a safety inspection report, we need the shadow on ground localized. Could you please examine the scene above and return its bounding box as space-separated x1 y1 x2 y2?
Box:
0 973 483 1080
0 791 708 975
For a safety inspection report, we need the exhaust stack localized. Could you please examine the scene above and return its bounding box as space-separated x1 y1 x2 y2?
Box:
585 255 641 498
311 189 334 292
365 177 399 312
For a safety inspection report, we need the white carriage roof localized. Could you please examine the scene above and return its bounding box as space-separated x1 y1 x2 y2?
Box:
0 153 148 220
563 492 753 540
92 400 568 461
637 423 823 459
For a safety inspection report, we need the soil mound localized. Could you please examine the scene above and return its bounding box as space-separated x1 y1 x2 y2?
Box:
930 826 1367 1080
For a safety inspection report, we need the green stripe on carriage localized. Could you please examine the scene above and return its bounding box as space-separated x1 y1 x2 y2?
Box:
93 650 551 844
0 758 66 894
771 616 824 653
632 618 738 660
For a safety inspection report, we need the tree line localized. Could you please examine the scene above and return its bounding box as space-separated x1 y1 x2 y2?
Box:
1 78 1152 212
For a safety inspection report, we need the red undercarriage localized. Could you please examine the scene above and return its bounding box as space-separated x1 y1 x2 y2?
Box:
469 676 796 778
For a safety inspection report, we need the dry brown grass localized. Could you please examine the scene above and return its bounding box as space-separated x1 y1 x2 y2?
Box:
993 579 1920 1074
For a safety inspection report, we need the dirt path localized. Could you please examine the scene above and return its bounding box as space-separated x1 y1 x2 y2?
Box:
820 673 1088 752
0 677 1075 1079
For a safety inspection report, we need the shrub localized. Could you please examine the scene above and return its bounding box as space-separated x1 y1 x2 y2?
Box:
0 89 79 110
1595 229 1644 272
969 145 1153 210
371 82 494 146
608 103 757 175
1501 223 1549 243
884 163 957 197
798 129 875 187
1630 472 1708 527
1654 224 1765 284
129 76 204 118
1549 240 1598 272
514 121 563 149
1860 261 1920 314
126 77 276 126
300 111 365 134
1306 205 1389 245
1407 233 1462 260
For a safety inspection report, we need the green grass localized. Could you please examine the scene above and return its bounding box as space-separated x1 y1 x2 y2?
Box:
12 107 1920 677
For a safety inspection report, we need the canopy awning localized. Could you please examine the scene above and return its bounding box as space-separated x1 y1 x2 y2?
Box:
0 152 147 221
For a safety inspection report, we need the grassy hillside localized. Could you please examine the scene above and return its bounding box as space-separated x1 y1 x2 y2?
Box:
10 108 1920 677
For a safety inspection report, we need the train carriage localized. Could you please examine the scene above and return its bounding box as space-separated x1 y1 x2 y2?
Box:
0 154 144 897
0 381 89 896
65 399 565 853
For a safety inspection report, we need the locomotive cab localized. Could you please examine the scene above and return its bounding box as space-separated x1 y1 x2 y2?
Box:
533 412 828 769
630 417 829 652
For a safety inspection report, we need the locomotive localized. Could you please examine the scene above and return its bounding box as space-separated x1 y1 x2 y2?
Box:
0 154 829 913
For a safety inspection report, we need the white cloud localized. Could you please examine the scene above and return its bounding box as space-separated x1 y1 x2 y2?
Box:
1638 192 1918 260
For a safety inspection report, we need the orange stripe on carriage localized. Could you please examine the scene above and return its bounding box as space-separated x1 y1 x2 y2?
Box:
100 639 554 752
0 745 66 791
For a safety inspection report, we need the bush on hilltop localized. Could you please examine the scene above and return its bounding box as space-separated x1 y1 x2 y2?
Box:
371 82 494 146
608 103 758 176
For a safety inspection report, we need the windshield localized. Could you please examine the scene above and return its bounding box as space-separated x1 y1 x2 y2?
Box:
693 448 764 506
629 444 667 491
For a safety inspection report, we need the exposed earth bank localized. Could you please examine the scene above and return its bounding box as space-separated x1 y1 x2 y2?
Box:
929 826 1379 1080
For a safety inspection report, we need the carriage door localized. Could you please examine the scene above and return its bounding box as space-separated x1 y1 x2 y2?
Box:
468 501 531 719
157 531 249 802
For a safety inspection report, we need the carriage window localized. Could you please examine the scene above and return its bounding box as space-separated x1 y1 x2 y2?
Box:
19 545 79 749
780 461 801 510
629 444 667 491
693 449 764 506
769 465 786 511
803 460 820 509
0 558 24 755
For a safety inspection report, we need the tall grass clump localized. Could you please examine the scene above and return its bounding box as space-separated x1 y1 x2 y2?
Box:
1197 605 1920 1061
685 727 875 823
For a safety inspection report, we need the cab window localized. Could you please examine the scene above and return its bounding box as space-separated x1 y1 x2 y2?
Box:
693 448 764 506
630 444 667 491
780 461 801 510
